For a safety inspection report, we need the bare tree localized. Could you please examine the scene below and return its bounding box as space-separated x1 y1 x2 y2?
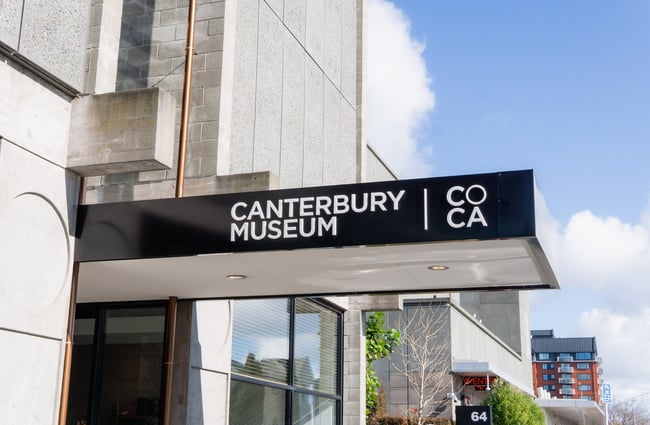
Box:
390 301 452 425
609 393 650 425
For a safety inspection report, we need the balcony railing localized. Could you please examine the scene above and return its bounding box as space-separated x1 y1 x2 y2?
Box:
559 378 575 384
559 366 574 373
560 388 576 395
558 355 574 362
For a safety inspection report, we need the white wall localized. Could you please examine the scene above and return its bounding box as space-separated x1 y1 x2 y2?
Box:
450 301 534 396
0 61 78 424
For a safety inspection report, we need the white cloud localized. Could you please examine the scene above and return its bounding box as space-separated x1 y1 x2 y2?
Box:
366 0 435 178
560 211 650 289
576 308 650 402
532 198 650 400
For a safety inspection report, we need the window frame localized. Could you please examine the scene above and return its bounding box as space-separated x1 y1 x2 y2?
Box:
230 297 344 425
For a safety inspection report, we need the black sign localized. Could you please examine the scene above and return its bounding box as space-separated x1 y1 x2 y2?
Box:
456 406 492 425
75 170 535 262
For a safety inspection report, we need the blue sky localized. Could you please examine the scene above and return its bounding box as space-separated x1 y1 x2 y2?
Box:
367 0 650 402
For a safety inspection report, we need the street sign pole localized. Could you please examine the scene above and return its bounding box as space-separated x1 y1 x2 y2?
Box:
602 383 612 425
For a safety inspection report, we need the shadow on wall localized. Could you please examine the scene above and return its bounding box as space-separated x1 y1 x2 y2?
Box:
117 0 155 91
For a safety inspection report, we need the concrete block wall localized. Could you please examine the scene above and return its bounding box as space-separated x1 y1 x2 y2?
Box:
87 0 370 201
343 309 366 425
84 0 226 199
115 0 224 181
85 0 124 93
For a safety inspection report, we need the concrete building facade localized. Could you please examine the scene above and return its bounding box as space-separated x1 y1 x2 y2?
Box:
0 1 559 425
374 293 535 421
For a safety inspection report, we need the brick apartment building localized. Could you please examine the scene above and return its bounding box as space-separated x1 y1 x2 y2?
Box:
531 330 603 404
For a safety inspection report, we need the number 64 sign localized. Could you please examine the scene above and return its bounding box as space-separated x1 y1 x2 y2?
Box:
456 406 492 425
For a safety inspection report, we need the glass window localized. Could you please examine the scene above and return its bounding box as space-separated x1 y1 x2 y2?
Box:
66 304 167 425
577 374 591 380
542 374 555 381
576 363 590 370
230 298 342 425
579 396 593 401
99 307 166 425
538 353 550 360
576 352 593 360
294 299 339 394
542 363 555 370
578 384 592 391
231 298 291 383
230 380 286 425
293 393 337 425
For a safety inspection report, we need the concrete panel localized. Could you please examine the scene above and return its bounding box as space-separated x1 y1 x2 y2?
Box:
227 0 258 174
284 0 306 44
265 0 283 18
449 305 533 393
191 300 233 373
0 0 22 49
365 145 397 182
305 0 324 67
340 101 357 182
340 0 357 103
323 80 343 185
20 0 92 90
323 0 342 86
253 3 283 177
0 61 71 167
187 368 229 425
67 87 175 176
0 331 63 425
279 31 305 188
0 140 78 339
302 56 324 186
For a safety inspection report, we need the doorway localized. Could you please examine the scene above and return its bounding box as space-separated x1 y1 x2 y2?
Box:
66 303 168 425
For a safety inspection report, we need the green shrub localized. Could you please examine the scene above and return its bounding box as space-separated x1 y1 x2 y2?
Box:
482 381 545 425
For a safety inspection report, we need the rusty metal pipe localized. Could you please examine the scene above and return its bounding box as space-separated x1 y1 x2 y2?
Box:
175 0 198 198
58 175 87 425
57 263 79 425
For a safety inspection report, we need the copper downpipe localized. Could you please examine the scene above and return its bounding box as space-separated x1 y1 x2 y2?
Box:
57 262 80 425
175 0 198 198
59 0 195 421
58 175 86 425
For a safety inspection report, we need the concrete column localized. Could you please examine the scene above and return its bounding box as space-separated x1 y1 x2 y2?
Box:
171 300 233 425
85 0 124 93
344 309 365 425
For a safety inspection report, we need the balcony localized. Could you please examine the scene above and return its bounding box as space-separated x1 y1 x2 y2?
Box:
558 355 574 362
560 388 576 395
559 378 575 384
559 366 574 373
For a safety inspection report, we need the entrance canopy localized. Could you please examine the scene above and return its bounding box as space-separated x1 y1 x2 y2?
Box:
75 170 559 302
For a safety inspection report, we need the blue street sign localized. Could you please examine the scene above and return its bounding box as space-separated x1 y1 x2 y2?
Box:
603 383 612 403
